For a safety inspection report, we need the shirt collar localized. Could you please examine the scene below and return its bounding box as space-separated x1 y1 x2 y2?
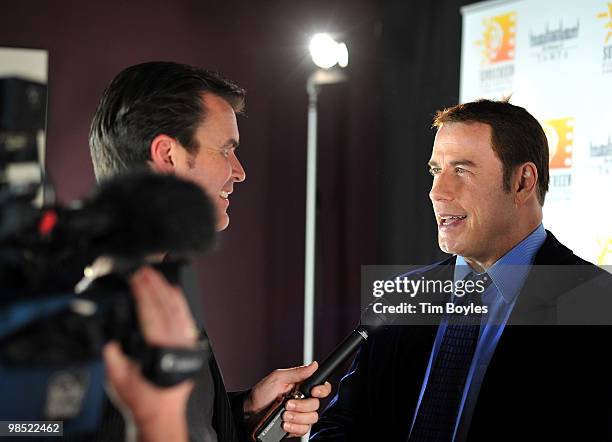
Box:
454 224 547 303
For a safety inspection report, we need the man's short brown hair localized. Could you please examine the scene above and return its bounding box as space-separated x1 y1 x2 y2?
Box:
90 62 246 182
433 99 549 205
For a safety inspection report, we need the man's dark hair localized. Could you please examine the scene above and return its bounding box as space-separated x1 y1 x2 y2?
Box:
433 99 549 205
90 61 246 181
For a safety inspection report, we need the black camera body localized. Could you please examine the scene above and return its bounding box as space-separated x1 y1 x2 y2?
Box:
0 77 214 436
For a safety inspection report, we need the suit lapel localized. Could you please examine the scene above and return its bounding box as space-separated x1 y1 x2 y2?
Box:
469 231 598 430
209 349 240 442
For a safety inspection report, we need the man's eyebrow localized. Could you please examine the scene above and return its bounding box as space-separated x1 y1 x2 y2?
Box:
427 159 477 168
222 138 239 149
449 159 477 167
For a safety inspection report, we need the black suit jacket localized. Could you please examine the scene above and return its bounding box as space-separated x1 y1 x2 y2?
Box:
196 335 249 442
64 333 247 442
311 231 612 441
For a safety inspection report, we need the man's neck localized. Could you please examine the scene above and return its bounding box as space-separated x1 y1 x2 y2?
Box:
463 218 543 272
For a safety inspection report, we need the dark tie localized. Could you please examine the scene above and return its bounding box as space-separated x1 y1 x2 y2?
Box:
409 272 492 442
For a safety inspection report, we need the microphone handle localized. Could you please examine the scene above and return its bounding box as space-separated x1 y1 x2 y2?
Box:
252 325 369 442
298 326 368 396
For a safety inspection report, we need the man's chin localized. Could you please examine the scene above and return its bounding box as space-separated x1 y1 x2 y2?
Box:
215 213 230 231
438 236 463 256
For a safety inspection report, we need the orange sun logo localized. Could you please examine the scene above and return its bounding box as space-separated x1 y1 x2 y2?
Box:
597 237 612 265
475 12 517 64
597 2 612 43
543 118 575 169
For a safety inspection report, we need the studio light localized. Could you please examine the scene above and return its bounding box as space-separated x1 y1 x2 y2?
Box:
303 33 349 387
309 33 349 69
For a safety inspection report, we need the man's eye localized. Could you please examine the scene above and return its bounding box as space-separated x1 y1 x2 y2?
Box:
429 168 441 176
455 167 466 175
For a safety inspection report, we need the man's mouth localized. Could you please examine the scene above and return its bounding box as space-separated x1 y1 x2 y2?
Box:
219 190 230 200
438 214 467 228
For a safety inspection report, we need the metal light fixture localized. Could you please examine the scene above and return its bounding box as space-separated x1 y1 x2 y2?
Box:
309 33 349 69
303 34 349 373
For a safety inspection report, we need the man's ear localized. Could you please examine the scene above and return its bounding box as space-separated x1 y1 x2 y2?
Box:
514 162 538 205
149 134 177 173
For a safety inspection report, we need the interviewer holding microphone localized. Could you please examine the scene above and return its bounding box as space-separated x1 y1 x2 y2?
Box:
89 62 331 441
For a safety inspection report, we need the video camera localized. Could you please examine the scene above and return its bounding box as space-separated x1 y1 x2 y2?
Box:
0 77 216 436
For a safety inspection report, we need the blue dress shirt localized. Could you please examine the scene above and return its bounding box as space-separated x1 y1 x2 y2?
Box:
409 224 547 441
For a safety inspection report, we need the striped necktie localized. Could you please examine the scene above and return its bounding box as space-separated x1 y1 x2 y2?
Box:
409 272 492 442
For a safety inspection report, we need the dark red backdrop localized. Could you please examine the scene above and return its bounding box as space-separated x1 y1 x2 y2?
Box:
0 0 380 390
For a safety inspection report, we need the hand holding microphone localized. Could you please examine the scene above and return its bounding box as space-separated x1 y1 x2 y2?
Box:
245 362 331 438
252 297 397 441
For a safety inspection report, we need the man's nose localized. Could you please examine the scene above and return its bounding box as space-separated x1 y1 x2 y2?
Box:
231 152 246 183
429 171 454 202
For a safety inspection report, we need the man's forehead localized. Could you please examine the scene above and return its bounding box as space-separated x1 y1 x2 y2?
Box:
196 92 240 142
435 121 492 141
431 121 493 157
201 92 237 115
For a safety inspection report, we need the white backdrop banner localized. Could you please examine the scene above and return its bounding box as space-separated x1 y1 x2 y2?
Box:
460 0 612 265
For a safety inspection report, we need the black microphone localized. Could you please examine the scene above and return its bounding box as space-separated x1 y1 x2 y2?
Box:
253 297 398 442
0 171 216 299
65 169 216 258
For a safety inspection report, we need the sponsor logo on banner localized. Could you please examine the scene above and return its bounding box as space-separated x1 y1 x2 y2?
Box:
589 135 612 176
475 12 516 92
529 19 579 62
543 117 574 196
597 237 612 265
597 2 612 73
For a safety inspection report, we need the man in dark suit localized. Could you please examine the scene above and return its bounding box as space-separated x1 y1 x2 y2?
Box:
311 99 612 441
87 62 331 442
